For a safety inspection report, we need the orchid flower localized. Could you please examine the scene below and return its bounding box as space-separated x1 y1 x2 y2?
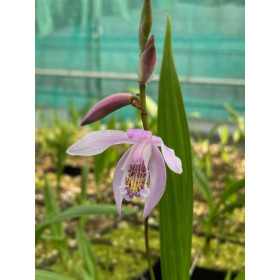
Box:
67 128 182 219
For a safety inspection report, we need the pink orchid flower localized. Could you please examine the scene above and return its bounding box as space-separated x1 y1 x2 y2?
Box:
67 128 182 219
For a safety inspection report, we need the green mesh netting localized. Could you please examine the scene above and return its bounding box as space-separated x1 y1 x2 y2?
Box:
35 0 244 122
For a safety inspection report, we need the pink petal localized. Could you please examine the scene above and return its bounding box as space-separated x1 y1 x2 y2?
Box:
113 147 132 215
121 139 152 170
151 135 162 146
142 142 152 167
121 143 140 171
127 129 152 140
151 136 183 174
66 130 136 156
161 143 183 174
132 139 152 166
142 145 167 219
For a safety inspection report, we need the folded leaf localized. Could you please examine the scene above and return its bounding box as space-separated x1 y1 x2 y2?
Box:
158 14 193 280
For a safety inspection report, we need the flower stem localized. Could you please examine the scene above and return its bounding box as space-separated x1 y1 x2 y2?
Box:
139 81 155 280
145 216 155 280
139 82 149 130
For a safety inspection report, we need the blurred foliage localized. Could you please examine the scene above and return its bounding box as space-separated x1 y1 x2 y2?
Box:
193 162 245 251
191 103 245 179
35 269 75 280
191 122 221 177
43 176 69 263
36 99 245 279
76 223 99 280
68 99 95 127
233 269 245 280
36 170 134 279
39 112 77 196
225 103 245 144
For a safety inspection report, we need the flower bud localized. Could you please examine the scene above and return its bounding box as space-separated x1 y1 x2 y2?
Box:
138 0 152 54
81 93 139 126
138 35 157 84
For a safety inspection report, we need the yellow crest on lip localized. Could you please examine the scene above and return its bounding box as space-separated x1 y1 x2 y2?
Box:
125 162 148 197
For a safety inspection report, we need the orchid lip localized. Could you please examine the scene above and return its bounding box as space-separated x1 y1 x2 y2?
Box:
121 160 150 200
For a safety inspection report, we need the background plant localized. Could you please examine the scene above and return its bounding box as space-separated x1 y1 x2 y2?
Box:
39 112 77 197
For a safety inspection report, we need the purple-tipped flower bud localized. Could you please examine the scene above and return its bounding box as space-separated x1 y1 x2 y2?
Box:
138 0 152 54
138 35 157 84
81 93 140 126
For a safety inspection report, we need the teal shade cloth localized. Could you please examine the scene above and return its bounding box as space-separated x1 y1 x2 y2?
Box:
36 0 245 121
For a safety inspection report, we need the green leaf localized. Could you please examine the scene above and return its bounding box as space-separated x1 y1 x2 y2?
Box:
233 130 241 143
224 103 240 124
219 125 229 145
221 150 229 163
75 264 93 280
36 204 135 241
158 14 193 280
69 100 80 126
35 269 74 280
233 269 245 280
192 162 213 209
40 234 65 241
104 248 110 280
206 122 221 140
77 165 89 205
191 125 203 142
77 165 90 226
224 269 232 280
44 176 60 219
76 223 99 279
81 165 89 202
43 176 68 260
79 98 96 118
220 194 245 215
215 178 245 211
224 103 245 143
209 178 245 220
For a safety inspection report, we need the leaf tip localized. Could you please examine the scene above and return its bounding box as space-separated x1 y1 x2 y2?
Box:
164 13 172 48
166 13 171 30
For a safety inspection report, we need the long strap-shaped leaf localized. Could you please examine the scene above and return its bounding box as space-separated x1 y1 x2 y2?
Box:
35 204 135 243
76 223 99 280
158 14 193 280
35 269 75 280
